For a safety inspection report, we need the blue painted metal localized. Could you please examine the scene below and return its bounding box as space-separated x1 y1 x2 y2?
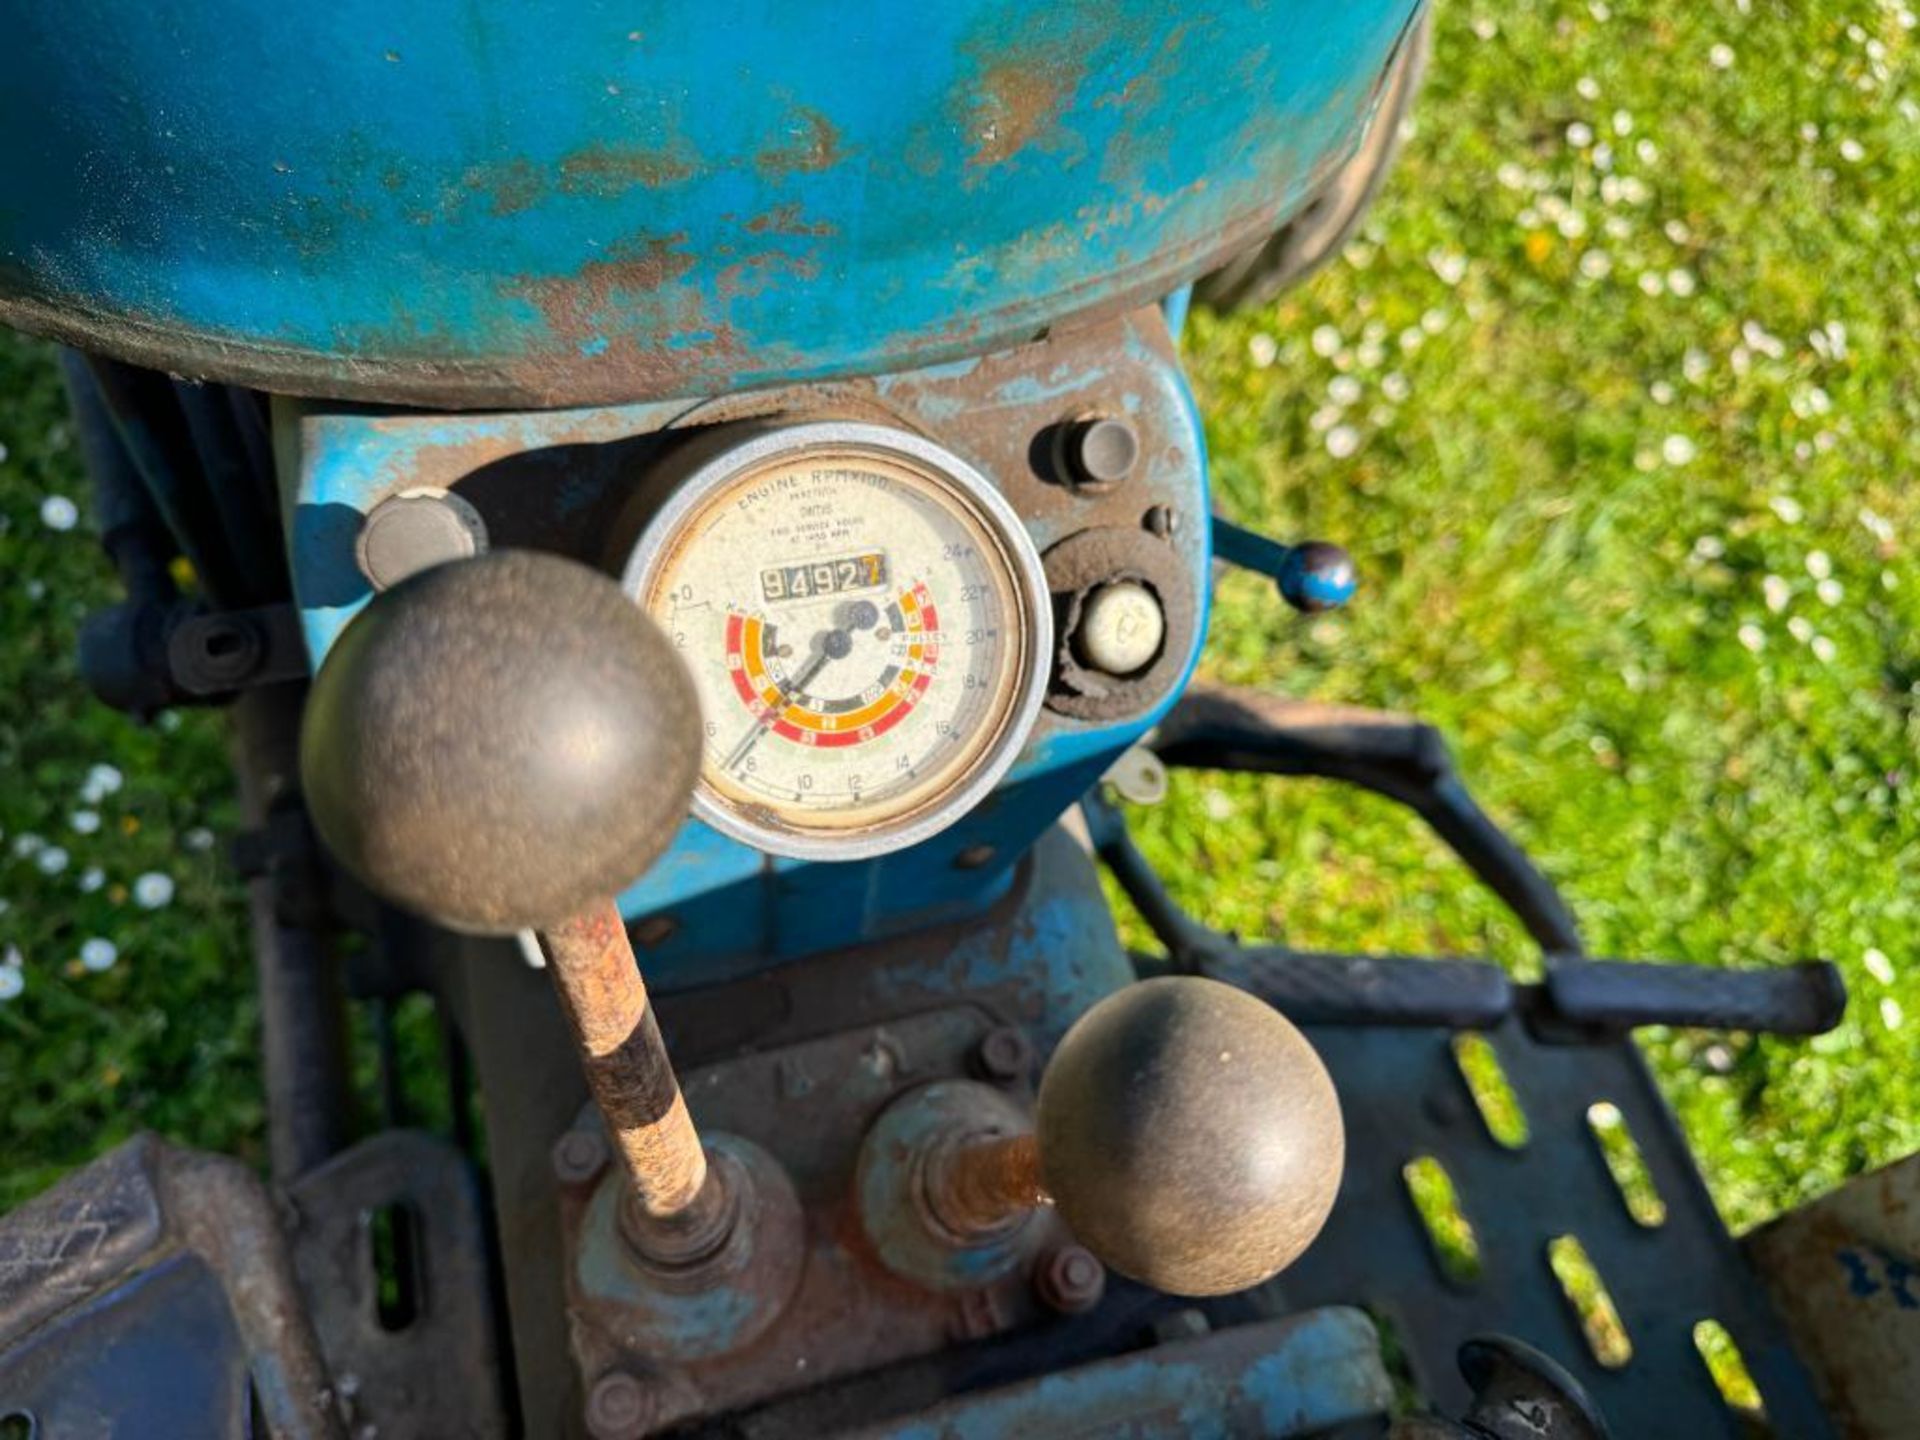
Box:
280 308 1211 983
855 1081 1042 1291
0 1 1419 408
1212 517 1358 612
840 1307 1394 1439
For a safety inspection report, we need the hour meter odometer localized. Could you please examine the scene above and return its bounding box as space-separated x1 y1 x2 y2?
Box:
622 423 1052 861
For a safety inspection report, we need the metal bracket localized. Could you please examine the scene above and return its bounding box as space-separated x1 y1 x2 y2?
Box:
168 603 309 698
1088 684 1845 1039
0 1135 343 1439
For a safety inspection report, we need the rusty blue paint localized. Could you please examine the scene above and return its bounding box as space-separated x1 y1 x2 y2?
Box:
843 1307 1393 1439
1 1 1418 407
855 1080 1041 1292
281 312 1211 981
572 1133 793 1362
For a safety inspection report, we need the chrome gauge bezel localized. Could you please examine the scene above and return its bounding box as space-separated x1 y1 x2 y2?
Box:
621 421 1053 862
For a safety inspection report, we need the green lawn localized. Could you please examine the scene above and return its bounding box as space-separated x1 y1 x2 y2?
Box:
1 0 1916 1233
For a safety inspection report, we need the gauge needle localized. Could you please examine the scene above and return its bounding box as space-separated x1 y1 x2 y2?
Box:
723 628 847 773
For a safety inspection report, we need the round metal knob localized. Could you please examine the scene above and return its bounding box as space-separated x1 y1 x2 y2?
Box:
1276 540 1357 613
1035 975 1344 1296
300 549 701 934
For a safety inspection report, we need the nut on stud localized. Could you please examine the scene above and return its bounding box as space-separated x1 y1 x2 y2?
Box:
1035 1243 1106 1314
585 1370 654 1440
552 1128 609 1186
973 1027 1035 1084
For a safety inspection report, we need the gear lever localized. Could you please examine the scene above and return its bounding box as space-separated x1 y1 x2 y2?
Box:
299 549 713 1228
861 974 1345 1297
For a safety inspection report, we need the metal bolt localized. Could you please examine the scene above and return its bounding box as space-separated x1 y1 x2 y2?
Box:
354 488 488 592
585 1370 654 1440
1143 505 1178 539
1073 581 1166 676
1035 1244 1106 1314
551 1128 609 1186
1059 416 1140 490
974 1026 1034 1084
953 844 997 870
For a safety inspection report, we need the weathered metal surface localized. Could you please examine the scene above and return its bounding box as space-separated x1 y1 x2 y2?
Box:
836 1307 1394 1440
281 308 1209 979
1273 1011 1833 1437
284 1131 511 1439
1089 787 1846 1038
0 2 1418 407
558 1005 1072 1435
0 1134 344 1439
927 1129 1047 1239
570 1132 806 1365
299 550 703 934
1044 525 1198 722
1745 1150 1920 1437
450 824 1136 1434
232 684 355 1185
1149 684 1585 957
857 1081 1051 1291
541 902 711 1219
1392 1335 1613 1439
1035 976 1345 1298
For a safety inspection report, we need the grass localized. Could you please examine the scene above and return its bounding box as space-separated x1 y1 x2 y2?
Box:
0 0 1916 1237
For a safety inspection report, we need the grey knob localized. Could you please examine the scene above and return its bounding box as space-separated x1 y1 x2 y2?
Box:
300 549 701 934
1035 976 1344 1296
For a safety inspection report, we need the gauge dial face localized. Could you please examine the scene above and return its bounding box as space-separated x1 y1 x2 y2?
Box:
626 425 1049 860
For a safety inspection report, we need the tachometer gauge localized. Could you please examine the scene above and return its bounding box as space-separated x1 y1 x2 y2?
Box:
621 422 1051 860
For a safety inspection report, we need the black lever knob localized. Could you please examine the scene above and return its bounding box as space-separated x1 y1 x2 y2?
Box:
300 548 700 934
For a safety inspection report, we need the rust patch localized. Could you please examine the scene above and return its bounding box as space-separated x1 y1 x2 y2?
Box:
713 250 821 304
755 107 841 179
967 62 1066 169
467 157 546 216
745 203 837 238
489 233 760 401
558 143 698 195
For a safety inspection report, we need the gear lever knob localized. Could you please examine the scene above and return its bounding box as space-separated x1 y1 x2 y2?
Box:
300 548 700 934
302 548 722 1226
1034 975 1345 1295
871 975 1345 1298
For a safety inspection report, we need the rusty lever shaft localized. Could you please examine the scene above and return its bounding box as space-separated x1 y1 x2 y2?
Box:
926 1130 1048 1238
538 901 709 1220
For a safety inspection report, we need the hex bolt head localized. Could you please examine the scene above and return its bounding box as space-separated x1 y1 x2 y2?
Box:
1060 416 1141 490
585 1370 654 1440
1035 1243 1107 1314
354 488 489 592
973 1026 1035 1084
1072 581 1166 677
551 1128 610 1186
